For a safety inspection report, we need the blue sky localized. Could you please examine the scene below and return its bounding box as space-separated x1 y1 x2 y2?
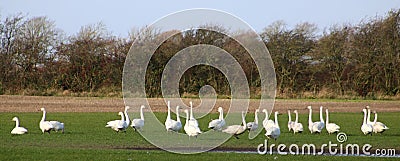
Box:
1 0 399 37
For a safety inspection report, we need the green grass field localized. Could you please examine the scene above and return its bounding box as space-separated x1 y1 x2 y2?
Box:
0 111 398 160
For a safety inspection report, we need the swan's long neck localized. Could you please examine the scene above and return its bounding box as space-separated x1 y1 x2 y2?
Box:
185 111 189 125
295 111 299 123
325 110 330 124
264 111 269 122
367 109 371 124
362 110 367 124
41 110 46 122
288 110 292 122
15 118 20 128
319 107 324 123
219 109 224 120
167 101 171 119
140 107 144 120
254 111 258 123
120 113 125 121
190 102 194 119
176 106 181 122
274 112 279 127
241 112 246 128
308 108 313 125
373 113 377 123
124 108 130 125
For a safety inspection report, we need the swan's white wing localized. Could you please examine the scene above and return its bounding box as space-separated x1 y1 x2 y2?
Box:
222 125 241 134
165 119 176 131
209 119 223 129
120 121 128 130
265 127 280 139
49 121 64 131
40 121 54 133
207 119 226 131
318 122 325 130
188 119 198 127
361 124 373 135
293 122 303 133
11 127 28 134
311 122 323 133
166 119 181 132
235 126 246 135
326 123 340 134
106 120 125 131
106 120 120 127
263 120 275 129
375 122 389 129
184 124 201 137
131 119 144 130
315 121 324 132
373 122 389 133
170 121 182 131
218 119 226 129
185 118 200 135
247 122 258 131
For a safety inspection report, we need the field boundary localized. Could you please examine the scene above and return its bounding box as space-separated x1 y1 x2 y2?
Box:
1 95 399 113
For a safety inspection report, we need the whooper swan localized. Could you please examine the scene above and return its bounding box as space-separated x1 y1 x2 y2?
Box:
131 105 146 131
208 107 226 131
11 117 28 135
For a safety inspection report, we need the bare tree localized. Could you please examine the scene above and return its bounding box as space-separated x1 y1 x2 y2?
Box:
0 13 25 93
312 25 352 95
13 16 61 91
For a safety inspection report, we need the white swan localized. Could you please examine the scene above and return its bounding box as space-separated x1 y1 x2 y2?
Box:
184 109 202 138
49 121 64 133
222 111 247 139
11 117 28 135
247 109 259 131
372 111 389 133
208 107 226 131
105 112 127 132
361 109 373 135
39 108 54 134
170 106 183 132
287 110 295 132
123 106 130 130
165 101 177 132
262 109 274 130
166 104 182 132
265 111 281 140
325 109 340 134
307 106 324 133
131 105 145 131
292 110 303 134
366 106 389 133
188 101 199 127
41 108 64 133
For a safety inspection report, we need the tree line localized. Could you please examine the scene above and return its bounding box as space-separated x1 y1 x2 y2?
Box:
1 9 399 99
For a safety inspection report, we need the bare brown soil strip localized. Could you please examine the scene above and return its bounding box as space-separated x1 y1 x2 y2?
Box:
0 95 399 113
